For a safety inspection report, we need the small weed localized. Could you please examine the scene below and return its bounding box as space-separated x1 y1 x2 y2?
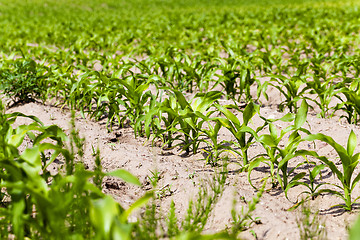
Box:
297 202 327 240
155 183 174 199
107 142 117 150
148 169 161 187
227 179 265 238
0 58 49 103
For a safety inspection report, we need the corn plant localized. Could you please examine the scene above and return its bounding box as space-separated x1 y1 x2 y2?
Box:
257 49 284 75
264 72 309 113
215 101 262 167
116 76 154 135
215 58 259 103
304 74 343 118
292 163 327 202
197 117 233 166
297 130 360 211
89 73 124 130
151 49 217 93
144 96 179 149
248 100 311 192
145 90 222 155
45 64 77 106
179 90 223 154
66 70 99 118
336 80 360 124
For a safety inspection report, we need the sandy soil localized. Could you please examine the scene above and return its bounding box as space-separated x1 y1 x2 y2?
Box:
5 87 360 240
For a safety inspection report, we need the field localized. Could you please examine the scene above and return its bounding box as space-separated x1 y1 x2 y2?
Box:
2 0 360 239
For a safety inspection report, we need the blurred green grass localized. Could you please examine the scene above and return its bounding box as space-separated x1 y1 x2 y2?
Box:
0 0 359 55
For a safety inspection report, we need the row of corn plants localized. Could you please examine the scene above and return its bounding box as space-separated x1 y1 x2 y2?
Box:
3 47 360 121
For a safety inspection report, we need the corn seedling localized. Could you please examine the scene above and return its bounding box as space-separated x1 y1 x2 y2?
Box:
298 130 360 211
265 73 308 113
248 100 311 192
215 101 262 167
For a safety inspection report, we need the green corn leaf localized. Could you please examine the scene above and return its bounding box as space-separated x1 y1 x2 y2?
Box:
215 104 240 128
347 130 357 156
111 221 132 240
193 91 222 113
144 107 160 139
194 111 210 121
243 102 259 125
310 164 326 180
5 112 44 126
294 100 308 129
351 170 360 192
20 147 41 169
269 123 277 140
216 117 233 130
12 198 26 239
135 82 150 96
247 156 267 189
284 172 306 194
237 125 259 141
106 169 141 186
90 195 120 238
304 133 350 168
258 134 276 147
344 90 360 110
174 90 191 110
278 113 295 122
184 117 197 131
278 152 295 171
349 214 360 240
159 106 179 118
290 172 306 183
33 125 68 145
320 189 347 201
9 123 41 147
39 143 66 170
